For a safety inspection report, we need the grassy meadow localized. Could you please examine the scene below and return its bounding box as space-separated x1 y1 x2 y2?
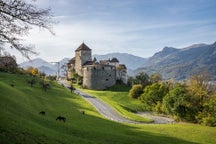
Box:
0 72 216 144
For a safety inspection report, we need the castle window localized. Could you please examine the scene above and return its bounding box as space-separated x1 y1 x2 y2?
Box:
106 79 109 81
109 74 111 77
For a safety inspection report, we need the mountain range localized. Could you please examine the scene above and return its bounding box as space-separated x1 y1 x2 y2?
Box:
134 41 216 80
19 58 70 75
19 53 146 75
93 53 147 70
19 41 216 80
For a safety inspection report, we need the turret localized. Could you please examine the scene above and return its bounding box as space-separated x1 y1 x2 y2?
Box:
75 43 92 76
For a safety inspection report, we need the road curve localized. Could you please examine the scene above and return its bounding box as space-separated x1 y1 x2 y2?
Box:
58 80 175 124
58 80 138 123
74 89 138 123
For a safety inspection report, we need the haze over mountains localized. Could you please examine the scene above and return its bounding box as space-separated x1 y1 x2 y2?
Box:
19 41 216 80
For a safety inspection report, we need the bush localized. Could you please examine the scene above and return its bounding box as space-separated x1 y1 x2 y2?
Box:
128 84 143 99
196 95 216 126
140 82 168 108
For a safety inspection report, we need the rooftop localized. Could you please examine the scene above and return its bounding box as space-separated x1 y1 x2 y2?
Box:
75 43 91 52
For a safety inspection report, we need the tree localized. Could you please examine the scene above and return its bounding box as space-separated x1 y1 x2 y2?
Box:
39 80 50 92
134 72 150 86
187 74 212 112
196 94 216 127
0 0 54 58
128 84 143 99
26 66 38 76
61 63 68 78
150 73 162 83
27 77 36 87
140 82 168 108
163 83 190 120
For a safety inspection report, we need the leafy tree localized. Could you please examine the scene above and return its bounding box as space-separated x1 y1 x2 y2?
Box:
27 77 36 87
140 82 168 109
26 66 38 76
163 83 191 120
71 72 83 85
128 84 143 99
187 74 212 114
39 80 50 92
69 84 75 93
150 73 162 83
32 68 38 76
134 72 150 86
196 93 216 126
0 0 54 58
127 76 135 86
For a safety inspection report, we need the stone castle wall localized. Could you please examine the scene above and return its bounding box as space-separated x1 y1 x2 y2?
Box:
83 65 116 90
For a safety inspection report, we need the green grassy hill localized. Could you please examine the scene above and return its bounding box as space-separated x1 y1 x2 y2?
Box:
0 72 216 144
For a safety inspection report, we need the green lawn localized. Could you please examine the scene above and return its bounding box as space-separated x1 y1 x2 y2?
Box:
1 72 216 144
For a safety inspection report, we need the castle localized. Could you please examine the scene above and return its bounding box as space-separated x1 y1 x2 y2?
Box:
67 43 127 90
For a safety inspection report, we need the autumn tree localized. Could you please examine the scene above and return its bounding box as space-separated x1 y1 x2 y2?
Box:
0 0 54 58
26 66 38 76
187 73 212 112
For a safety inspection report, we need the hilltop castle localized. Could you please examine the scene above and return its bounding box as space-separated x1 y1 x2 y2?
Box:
67 43 127 90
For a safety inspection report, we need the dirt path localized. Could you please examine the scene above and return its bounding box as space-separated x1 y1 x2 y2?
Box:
59 80 175 124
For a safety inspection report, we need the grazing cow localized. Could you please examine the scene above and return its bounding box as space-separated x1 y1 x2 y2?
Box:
56 116 66 122
82 111 85 115
39 111 45 115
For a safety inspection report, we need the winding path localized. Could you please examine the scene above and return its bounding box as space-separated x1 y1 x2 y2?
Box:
74 89 137 123
59 80 175 124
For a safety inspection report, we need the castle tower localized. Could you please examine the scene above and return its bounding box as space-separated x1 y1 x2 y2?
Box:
75 43 92 76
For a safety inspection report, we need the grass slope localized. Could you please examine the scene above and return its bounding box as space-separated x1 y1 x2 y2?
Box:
0 72 216 144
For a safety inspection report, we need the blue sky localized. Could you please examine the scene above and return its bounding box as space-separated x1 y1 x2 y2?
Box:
17 0 216 63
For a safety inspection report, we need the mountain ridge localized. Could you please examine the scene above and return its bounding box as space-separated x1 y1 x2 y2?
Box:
134 41 216 80
93 52 147 70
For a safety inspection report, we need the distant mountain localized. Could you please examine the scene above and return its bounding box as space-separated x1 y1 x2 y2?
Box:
93 53 147 70
19 58 54 69
19 58 70 75
133 42 216 80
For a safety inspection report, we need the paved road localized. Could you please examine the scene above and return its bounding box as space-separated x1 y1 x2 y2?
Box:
137 112 175 124
73 89 137 123
59 80 175 124
59 80 137 123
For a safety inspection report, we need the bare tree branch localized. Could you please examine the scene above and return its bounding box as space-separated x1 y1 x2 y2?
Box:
0 0 55 59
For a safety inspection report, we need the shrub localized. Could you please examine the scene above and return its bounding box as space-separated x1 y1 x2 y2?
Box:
140 82 168 107
128 84 143 99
